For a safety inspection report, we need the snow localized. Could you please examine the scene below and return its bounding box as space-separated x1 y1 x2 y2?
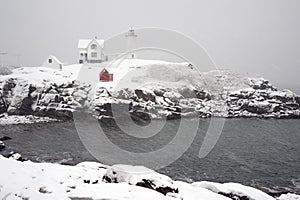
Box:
175 181 231 200
0 114 58 125
0 58 261 97
193 181 275 200
0 64 82 87
0 155 284 200
277 193 300 200
78 39 104 49
103 164 175 189
44 55 62 65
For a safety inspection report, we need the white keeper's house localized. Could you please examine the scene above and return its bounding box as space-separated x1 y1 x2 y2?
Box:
78 28 138 64
78 38 106 64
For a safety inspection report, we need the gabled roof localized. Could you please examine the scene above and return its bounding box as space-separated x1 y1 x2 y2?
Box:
100 68 109 73
48 55 62 64
78 39 104 49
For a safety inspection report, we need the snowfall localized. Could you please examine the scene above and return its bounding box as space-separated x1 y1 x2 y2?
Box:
0 155 299 200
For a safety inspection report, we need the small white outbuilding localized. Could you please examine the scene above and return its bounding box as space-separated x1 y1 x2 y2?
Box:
42 55 63 70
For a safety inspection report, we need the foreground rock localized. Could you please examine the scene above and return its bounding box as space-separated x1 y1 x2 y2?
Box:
103 164 178 195
0 155 298 200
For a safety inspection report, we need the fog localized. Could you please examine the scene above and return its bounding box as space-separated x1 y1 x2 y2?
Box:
0 0 300 91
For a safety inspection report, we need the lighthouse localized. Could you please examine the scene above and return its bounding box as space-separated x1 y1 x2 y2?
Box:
125 28 138 59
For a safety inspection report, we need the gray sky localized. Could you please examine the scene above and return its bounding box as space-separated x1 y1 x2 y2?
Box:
1 0 300 90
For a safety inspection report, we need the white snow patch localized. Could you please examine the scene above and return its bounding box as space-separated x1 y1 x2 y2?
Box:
0 114 58 125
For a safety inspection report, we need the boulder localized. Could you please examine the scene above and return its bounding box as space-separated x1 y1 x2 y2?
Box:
0 136 12 141
135 89 156 102
103 164 178 196
193 181 275 200
6 152 27 162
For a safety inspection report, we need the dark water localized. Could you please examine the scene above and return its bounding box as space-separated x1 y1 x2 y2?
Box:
0 118 300 195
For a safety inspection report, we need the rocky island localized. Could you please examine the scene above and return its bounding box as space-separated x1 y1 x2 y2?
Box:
0 59 300 124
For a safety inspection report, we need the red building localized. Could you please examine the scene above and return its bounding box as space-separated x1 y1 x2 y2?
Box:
99 68 113 82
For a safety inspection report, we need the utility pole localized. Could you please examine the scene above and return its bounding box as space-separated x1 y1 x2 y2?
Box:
0 52 8 68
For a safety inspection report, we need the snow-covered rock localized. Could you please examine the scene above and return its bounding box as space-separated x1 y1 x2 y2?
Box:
0 155 287 200
193 181 275 200
1 60 300 122
6 152 26 162
227 78 300 118
277 193 300 200
103 164 178 195
0 70 91 120
0 114 58 125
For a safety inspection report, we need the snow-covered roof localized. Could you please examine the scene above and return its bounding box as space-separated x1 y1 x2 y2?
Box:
78 39 104 49
48 55 62 64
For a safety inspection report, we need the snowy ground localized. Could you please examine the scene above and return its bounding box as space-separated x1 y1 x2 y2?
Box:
0 155 299 200
2 58 252 97
0 113 58 125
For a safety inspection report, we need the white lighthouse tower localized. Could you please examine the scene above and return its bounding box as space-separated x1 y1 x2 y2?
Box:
125 28 138 59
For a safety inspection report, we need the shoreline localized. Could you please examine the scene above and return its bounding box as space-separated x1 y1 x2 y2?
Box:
0 154 299 200
2 111 300 126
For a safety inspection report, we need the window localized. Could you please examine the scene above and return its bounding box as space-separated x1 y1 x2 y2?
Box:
91 52 97 58
48 58 52 63
91 44 97 49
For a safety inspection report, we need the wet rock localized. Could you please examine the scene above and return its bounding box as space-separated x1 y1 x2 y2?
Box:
0 141 5 151
39 186 52 194
0 93 8 114
6 152 27 162
130 110 151 125
135 89 156 102
2 78 16 97
136 179 178 195
218 192 250 200
0 136 12 141
19 96 35 115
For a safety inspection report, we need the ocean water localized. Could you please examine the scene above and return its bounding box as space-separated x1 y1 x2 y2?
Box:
0 118 300 195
